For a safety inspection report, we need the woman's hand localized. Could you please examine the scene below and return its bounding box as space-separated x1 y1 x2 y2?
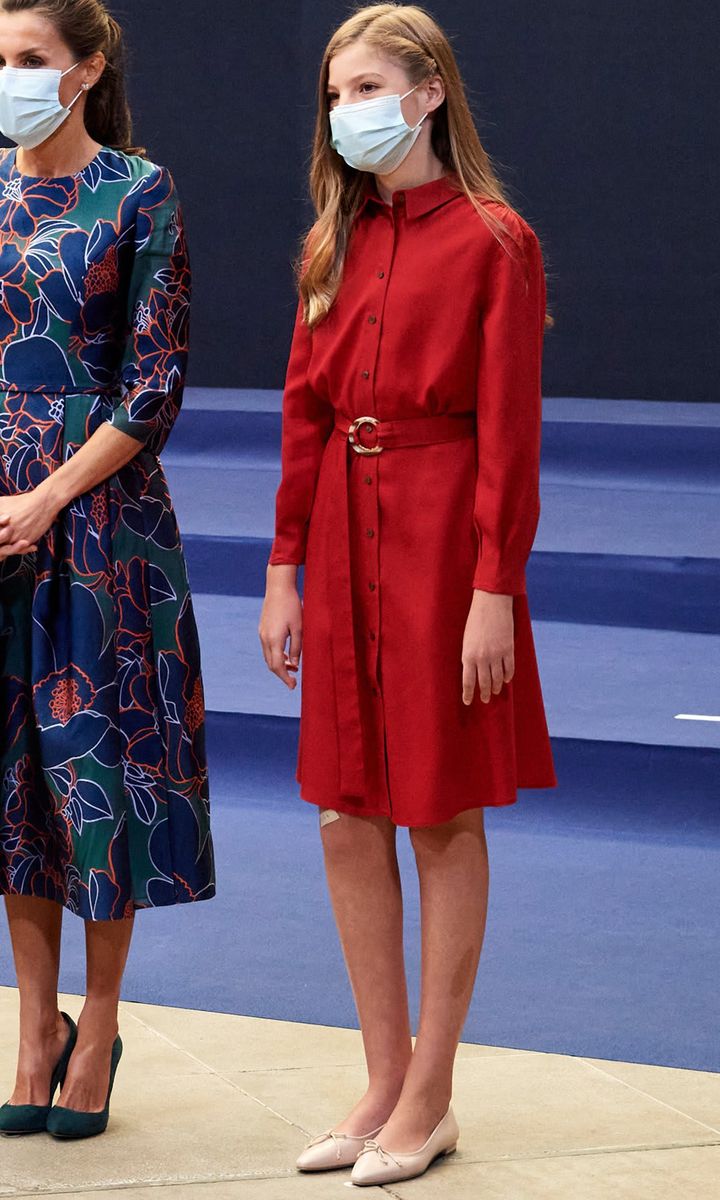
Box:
462 589 515 705
0 485 60 560
259 564 303 690
0 426 145 562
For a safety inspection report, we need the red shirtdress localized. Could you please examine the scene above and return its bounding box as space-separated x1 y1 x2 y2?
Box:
269 171 558 826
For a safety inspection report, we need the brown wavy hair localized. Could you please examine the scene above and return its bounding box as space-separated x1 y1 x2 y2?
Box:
0 0 145 155
301 2 552 329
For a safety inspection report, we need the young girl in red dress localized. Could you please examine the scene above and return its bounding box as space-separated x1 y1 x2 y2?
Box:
259 3 557 1185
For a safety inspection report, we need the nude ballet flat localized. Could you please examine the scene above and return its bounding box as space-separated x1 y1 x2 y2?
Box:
296 1122 385 1171
350 1105 459 1186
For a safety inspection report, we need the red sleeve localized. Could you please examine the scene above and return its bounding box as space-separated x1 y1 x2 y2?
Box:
268 290 335 565
472 218 547 595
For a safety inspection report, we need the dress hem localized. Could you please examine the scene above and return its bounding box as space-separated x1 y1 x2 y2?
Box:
0 885 217 923
297 768 558 826
299 784 517 827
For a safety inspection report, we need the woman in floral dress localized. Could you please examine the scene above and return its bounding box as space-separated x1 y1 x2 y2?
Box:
0 0 215 1138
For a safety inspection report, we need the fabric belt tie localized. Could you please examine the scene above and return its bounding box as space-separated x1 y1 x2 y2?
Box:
0 381 118 394
330 410 477 796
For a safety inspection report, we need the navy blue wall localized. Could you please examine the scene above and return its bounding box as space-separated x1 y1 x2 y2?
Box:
74 4 720 400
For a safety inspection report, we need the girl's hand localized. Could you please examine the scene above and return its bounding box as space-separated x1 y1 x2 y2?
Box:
462 589 515 705
0 487 58 560
259 564 303 689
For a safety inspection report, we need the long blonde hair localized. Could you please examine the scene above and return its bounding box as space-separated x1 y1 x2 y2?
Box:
299 2 553 329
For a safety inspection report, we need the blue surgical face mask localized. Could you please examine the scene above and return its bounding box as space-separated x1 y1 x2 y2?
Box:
0 62 84 151
329 83 428 174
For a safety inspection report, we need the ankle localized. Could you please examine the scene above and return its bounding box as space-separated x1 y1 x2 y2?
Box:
364 1075 406 1110
77 1000 119 1034
18 1007 64 1045
397 1075 452 1113
74 1024 119 1052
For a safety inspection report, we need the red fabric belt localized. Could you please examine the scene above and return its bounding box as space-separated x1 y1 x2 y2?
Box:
330 411 476 796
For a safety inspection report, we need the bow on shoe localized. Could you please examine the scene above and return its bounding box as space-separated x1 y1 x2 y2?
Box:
358 1138 403 1168
306 1129 345 1160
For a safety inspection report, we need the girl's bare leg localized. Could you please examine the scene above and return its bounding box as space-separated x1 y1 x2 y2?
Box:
320 811 413 1134
378 807 490 1150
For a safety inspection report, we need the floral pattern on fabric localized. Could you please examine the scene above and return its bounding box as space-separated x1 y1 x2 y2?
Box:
0 146 215 920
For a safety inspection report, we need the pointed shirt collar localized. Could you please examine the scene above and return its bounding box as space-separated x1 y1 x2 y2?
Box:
356 171 462 220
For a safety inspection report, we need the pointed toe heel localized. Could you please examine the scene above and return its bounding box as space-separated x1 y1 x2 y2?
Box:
46 1033 123 1140
0 1102 50 1137
0 1012 78 1137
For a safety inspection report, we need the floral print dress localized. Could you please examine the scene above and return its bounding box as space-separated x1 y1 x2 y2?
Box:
0 145 215 920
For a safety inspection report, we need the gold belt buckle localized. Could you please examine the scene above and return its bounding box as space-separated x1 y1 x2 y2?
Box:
348 415 383 455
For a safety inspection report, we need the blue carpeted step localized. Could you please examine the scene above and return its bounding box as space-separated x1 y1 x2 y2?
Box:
193 594 720 751
166 457 720 632
171 390 720 490
167 461 720 555
180 536 719 635
201 711 720 845
164 389 720 633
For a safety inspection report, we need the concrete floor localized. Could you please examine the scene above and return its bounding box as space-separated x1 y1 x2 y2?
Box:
0 987 718 1198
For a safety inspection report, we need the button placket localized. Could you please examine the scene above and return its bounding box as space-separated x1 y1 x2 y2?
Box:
355 460 381 687
356 207 394 410
349 206 398 813
364 226 389 687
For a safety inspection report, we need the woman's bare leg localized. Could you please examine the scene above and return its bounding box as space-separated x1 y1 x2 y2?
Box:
320 811 413 1135
3 896 68 1105
57 914 135 1112
378 807 490 1150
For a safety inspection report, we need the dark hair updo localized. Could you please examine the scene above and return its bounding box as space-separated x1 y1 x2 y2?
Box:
0 0 145 155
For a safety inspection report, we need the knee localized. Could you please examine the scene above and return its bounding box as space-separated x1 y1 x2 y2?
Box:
409 809 486 858
319 809 383 866
409 822 446 860
319 809 397 866
319 810 358 860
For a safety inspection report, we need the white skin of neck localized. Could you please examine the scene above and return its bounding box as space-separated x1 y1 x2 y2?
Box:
327 40 447 203
0 11 106 178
